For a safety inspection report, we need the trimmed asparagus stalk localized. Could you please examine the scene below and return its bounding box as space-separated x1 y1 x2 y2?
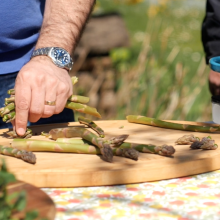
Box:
5 96 15 105
0 145 36 164
3 111 15 123
68 95 89 104
71 76 78 85
1 103 15 116
78 116 105 137
7 89 15 95
56 138 175 157
49 127 128 162
175 134 200 145
127 115 220 133
65 101 101 118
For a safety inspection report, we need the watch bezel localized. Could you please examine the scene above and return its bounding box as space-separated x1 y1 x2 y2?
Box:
49 47 72 69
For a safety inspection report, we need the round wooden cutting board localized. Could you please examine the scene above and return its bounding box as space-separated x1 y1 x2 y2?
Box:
1 120 220 187
7 181 56 219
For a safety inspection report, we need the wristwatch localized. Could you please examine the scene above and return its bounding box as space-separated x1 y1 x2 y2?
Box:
31 47 74 71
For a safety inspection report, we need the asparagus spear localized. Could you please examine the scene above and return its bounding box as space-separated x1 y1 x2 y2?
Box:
65 101 101 118
56 138 175 157
11 139 139 161
68 95 90 104
0 145 36 164
127 115 220 133
78 116 105 137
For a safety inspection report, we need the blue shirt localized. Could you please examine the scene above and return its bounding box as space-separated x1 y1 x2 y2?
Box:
0 1 45 74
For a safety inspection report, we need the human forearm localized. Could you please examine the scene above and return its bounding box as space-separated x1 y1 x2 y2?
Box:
35 0 96 53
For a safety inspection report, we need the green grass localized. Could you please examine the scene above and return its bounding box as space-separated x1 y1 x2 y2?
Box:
93 0 212 122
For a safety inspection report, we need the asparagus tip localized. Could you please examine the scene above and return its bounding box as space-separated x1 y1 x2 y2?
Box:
101 145 114 162
122 148 139 161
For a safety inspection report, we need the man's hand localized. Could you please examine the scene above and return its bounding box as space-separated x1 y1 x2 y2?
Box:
14 56 72 136
209 70 220 96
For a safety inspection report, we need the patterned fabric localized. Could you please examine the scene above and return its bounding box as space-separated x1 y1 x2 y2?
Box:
43 170 220 220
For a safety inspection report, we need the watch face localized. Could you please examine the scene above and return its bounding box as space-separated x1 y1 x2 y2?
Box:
50 47 71 68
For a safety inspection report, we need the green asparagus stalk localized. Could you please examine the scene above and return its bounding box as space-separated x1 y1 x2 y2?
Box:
68 95 90 104
56 138 175 156
56 138 90 144
65 101 101 118
78 116 105 137
0 145 36 164
11 139 139 160
49 127 128 162
127 115 220 133
56 138 139 160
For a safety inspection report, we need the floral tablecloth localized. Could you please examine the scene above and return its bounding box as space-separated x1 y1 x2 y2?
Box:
43 170 220 220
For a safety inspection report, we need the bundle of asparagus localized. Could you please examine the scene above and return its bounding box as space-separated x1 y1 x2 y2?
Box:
3 116 176 163
0 76 101 125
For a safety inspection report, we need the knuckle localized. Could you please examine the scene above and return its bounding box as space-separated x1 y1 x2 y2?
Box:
29 117 39 123
49 77 58 86
58 82 68 94
55 107 63 114
43 110 53 116
36 74 45 86
20 70 31 80
30 107 42 115
17 100 29 110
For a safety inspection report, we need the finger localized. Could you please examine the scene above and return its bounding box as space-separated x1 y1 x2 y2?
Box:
67 76 73 97
42 87 57 118
15 86 31 136
11 120 15 132
54 82 70 114
54 93 68 114
28 88 45 122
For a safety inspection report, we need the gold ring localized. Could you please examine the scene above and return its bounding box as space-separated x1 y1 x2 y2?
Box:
45 100 56 106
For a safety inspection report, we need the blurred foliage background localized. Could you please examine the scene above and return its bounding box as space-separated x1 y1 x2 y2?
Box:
74 0 212 122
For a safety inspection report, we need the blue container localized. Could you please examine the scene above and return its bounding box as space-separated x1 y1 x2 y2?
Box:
209 57 220 124
209 56 220 73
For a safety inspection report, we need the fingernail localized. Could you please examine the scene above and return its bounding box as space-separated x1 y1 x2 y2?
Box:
17 128 25 136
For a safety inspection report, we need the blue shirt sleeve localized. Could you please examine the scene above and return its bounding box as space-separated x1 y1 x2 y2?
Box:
0 0 45 74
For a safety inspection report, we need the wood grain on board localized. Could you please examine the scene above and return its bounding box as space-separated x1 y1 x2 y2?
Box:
1 120 220 187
